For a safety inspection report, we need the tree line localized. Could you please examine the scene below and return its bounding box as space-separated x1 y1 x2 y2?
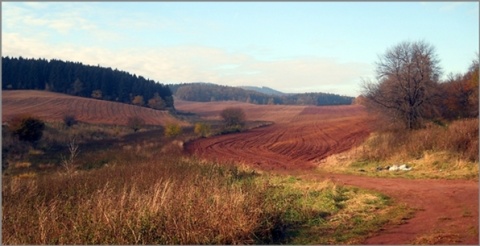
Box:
2 56 174 110
170 83 354 106
361 40 478 130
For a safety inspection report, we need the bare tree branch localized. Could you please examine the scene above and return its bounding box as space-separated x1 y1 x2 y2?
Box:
362 40 442 130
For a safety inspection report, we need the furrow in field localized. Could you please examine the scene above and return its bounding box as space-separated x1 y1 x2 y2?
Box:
185 103 371 171
2 90 187 126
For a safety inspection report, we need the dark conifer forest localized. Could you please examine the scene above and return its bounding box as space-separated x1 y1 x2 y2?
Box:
2 56 354 108
2 57 174 109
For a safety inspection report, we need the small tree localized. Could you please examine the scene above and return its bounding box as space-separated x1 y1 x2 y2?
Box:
127 116 145 132
164 123 182 138
148 92 167 110
9 115 45 143
72 78 84 96
220 107 246 129
132 95 144 106
194 122 212 137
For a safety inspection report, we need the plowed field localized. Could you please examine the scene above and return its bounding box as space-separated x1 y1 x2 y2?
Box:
2 90 187 126
178 100 479 245
180 100 372 170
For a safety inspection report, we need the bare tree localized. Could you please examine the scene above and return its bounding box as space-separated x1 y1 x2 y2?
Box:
220 107 246 128
362 40 442 130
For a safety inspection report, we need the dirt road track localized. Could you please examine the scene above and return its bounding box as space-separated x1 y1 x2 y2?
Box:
179 101 479 244
301 172 479 244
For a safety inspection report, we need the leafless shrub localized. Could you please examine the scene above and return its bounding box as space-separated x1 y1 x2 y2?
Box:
61 137 80 174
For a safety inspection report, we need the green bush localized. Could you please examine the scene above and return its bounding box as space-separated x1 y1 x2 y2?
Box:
164 123 182 138
194 122 212 137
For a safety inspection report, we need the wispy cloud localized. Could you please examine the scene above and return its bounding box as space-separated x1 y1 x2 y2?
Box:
2 30 370 96
3 1 369 95
3 1 475 97
439 2 465 12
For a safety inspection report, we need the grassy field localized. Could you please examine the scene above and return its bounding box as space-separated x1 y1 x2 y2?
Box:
2 120 412 244
7 93 473 244
318 118 479 180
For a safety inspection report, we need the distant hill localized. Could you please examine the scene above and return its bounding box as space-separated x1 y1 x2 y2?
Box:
2 56 174 110
238 86 285 96
2 90 186 126
169 83 353 106
169 83 280 104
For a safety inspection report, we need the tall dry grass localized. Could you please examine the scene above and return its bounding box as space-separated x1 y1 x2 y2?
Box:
3 151 397 244
360 118 478 162
2 156 268 244
3 120 410 244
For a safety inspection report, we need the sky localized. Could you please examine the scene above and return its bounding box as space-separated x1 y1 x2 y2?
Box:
2 1 478 97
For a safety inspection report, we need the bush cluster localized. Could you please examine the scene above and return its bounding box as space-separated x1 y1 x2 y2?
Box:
8 115 45 143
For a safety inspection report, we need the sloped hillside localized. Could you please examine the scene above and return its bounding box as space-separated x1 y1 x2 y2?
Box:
2 90 187 126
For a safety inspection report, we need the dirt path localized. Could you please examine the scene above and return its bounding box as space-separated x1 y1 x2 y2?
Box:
181 102 479 244
300 172 479 244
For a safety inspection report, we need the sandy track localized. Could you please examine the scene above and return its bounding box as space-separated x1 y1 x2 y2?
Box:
2 90 187 126
179 100 479 244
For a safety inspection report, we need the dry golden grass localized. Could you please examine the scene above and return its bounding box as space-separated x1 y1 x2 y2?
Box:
412 231 462 245
2 101 412 244
318 118 479 179
362 118 478 162
2 157 266 244
2 152 403 244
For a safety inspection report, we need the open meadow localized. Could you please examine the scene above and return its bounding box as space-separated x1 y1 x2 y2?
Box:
2 90 478 244
3 2 478 244
177 99 479 244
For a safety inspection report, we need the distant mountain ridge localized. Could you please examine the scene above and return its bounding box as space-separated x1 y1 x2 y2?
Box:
169 82 353 106
238 86 285 96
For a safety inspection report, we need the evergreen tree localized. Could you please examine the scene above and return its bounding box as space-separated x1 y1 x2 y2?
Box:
2 56 174 109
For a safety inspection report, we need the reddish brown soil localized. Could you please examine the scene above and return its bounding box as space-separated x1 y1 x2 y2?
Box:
2 90 187 126
179 100 479 245
303 172 479 244
185 104 372 171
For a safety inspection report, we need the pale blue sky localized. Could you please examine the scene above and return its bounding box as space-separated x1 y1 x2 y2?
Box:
2 1 478 96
